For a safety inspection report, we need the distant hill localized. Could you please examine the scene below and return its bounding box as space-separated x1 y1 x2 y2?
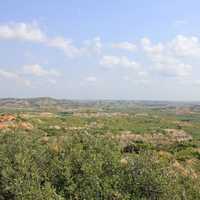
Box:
0 97 64 111
0 97 200 112
0 97 109 111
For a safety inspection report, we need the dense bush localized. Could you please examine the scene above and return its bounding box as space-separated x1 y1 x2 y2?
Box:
0 132 200 199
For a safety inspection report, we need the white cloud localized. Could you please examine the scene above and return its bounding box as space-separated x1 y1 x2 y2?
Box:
0 22 104 58
1 22 200 89
0 22 45 42
155 62 192 77
83 37 102 55
100 55 140 69
140 36 195 78
0 22 79 57
141 37 151 46
47 37 80 57
0 69 30 86
169 35 200 57
100 55 120 66
112 42 137 52
141 35 200 60
141 37 164 56
48 36 103 57
23 64 60 77
0 64 60 88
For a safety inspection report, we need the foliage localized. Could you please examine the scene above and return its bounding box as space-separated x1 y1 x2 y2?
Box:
0 132 200 199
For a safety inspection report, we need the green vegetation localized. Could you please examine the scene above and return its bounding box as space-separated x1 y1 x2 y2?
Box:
0 99 200 199
1 132 200 200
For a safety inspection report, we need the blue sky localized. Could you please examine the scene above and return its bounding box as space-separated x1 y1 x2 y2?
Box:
1 0 200 100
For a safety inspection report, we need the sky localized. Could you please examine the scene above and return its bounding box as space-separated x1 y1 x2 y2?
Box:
0 0 200 100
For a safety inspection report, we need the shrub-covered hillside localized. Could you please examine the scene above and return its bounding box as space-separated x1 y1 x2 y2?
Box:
0 131 200 200
1 103 200 199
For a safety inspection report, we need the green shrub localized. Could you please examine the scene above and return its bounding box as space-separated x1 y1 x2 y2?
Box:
0 132 200 199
